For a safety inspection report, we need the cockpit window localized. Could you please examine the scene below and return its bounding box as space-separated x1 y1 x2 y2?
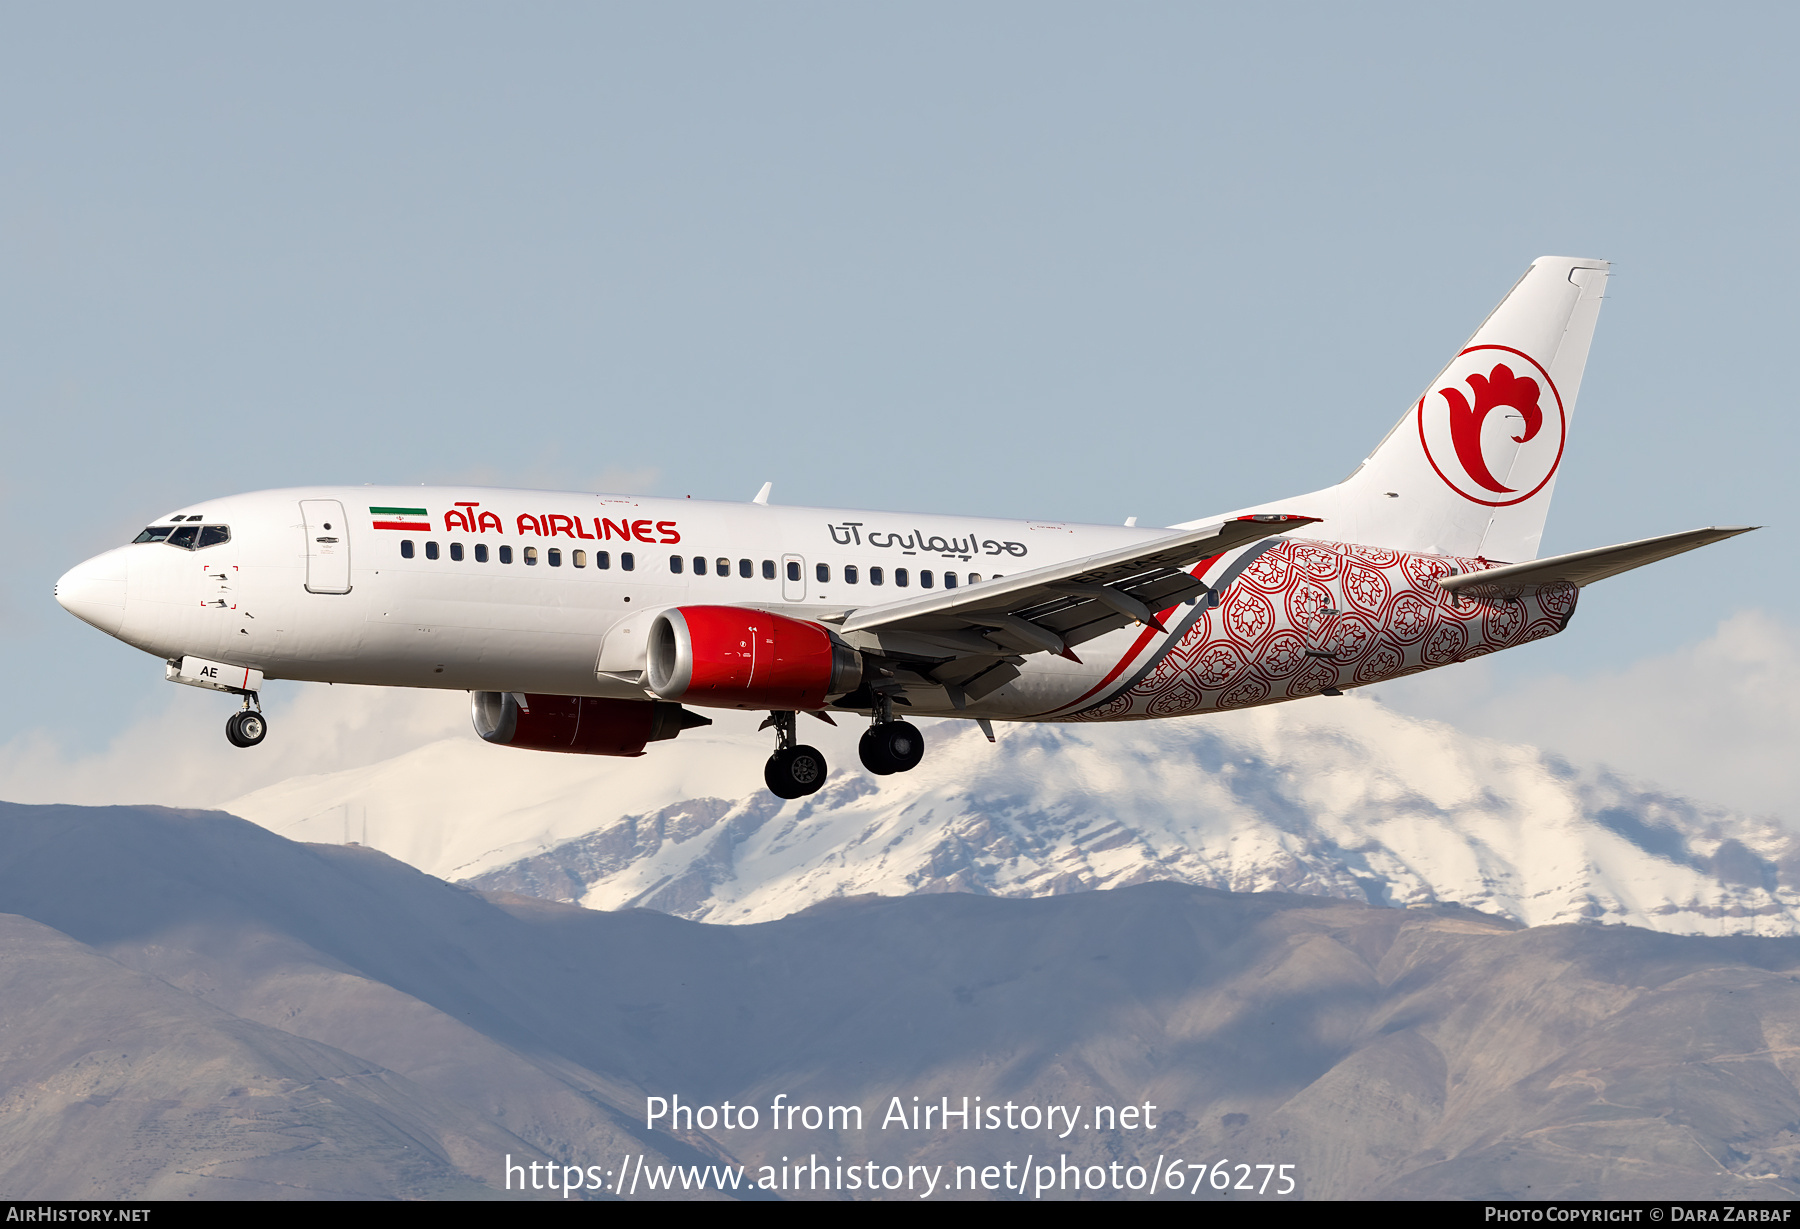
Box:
133 524 230 550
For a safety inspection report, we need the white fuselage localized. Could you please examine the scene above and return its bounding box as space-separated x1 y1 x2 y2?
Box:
57 482 1586 732
59 485 1174 721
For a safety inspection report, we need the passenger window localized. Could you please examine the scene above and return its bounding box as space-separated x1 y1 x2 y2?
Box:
896 568 909 587
596 551 610 569
669 554 684 574
870 566 884 586
573 549 586 567
168 525 199 549
198 525 230 548
786 560 801 582
743 559 756 579
717 557 731 576
500 545 514 564
548 548 562 567
944 572 957 589
524 547 539 565
450 542 464 561
845 564 859 584
425 541 440 560
401 540 415 559
968 573 981 583
475 544 489 563
921 570 933 588
816 563 830 583
693 556 707 575
622 552 635 571
760 560 774 579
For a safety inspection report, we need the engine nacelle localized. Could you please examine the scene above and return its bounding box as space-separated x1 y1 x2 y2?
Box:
471 692 711 757
646 606 863 711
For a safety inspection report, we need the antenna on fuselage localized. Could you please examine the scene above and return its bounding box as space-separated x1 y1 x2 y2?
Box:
752 482 773 505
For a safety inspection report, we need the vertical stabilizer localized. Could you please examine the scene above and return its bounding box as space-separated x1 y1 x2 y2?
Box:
1211 256 1609 561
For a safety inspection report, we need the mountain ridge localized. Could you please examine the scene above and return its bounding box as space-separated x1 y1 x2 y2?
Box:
3 800 1798 1200
221 698 1798 935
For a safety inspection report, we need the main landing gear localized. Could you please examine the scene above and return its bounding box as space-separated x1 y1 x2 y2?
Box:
225 697 267 748
858 692 924 777
763 711 827 800
760 694 930 798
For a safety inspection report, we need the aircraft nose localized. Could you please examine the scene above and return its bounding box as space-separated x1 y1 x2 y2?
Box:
55 549 129 636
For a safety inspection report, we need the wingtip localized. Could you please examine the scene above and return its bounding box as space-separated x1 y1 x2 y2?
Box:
1238 513 1321 529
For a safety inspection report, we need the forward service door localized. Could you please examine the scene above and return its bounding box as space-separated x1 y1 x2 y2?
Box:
300 499 352 594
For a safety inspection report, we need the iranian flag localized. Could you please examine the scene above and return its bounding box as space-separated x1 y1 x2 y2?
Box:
370 506 431 531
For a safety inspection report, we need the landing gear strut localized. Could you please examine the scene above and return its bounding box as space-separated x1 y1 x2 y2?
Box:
225 695 267 748
762 710 827 799
858 690 924 776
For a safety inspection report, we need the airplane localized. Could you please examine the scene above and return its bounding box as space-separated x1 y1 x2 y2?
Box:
54 256 1754 799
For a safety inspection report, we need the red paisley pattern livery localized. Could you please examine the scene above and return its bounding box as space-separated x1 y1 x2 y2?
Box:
1070 539 1575 720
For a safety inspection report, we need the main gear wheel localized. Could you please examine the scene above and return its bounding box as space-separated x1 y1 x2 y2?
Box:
858 720 924 775
765 744 828 799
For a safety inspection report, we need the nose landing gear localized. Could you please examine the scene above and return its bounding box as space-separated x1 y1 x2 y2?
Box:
762 710 827 800
225 697 267 748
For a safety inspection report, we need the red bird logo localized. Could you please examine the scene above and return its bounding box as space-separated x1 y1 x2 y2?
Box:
1438 363 1543 493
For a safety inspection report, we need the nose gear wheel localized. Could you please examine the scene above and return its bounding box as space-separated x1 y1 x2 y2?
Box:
226 709 267 748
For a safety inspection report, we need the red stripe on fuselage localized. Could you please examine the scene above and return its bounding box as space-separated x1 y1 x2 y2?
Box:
372 520 432 531
1027 551 1226 718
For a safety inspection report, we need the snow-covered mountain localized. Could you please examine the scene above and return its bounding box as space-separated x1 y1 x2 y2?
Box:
7 801 1800 1200
223 696 1800 936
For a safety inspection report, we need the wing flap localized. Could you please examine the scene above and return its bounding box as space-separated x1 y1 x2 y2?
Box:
1014 572 1215 643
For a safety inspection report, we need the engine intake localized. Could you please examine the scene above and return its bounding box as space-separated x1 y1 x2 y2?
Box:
646 606 862 711
471 692 711 756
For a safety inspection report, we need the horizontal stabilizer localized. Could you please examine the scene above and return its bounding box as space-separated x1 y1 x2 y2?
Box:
1439 526 1758 596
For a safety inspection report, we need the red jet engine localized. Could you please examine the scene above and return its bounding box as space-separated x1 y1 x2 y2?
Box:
646 606 863 711
471 692 711 757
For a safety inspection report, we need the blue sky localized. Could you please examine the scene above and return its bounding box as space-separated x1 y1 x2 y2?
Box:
3 4 1795 812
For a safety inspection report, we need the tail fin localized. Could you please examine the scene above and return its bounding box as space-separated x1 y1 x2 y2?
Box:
1230 256 1609 561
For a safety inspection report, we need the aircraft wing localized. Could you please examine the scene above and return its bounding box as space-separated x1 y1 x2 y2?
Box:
831 515 1317 694
1439 526 1759 597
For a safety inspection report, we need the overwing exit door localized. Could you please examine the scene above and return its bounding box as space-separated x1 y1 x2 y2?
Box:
781 554 806 602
